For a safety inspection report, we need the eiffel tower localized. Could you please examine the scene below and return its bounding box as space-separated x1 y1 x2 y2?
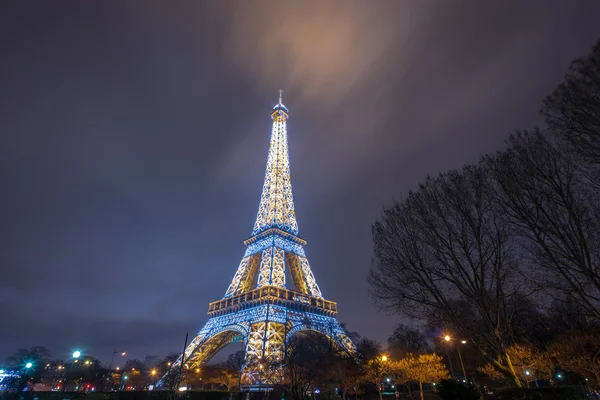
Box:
163 92 355 387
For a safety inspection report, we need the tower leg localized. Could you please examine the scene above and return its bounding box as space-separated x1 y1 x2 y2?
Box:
241 321 285 387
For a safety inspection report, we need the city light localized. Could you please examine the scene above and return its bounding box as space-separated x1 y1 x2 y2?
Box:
525 370 530 376
121 352 126 356
444 335 451 341
72 351 81 359
25 362 32 369
0 369 4 374
381 355 388 362
461 340 467 344
151 369 157 375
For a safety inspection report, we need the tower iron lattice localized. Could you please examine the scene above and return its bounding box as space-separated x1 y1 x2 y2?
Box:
160 92 355 388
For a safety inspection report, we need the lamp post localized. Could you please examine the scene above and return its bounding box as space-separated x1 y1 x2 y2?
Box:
151 369 157 387
443 336 456 379
62 351 81 394
105 349 125 391
456 340 468 383
107 349 126 372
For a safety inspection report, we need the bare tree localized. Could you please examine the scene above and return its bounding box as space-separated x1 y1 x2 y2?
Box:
487 131 600 320
369 165 527 386
388 324 431 359
284 331 338 400
542 40 600 168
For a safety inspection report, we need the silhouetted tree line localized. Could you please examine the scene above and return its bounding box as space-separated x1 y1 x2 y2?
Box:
369 39 600 389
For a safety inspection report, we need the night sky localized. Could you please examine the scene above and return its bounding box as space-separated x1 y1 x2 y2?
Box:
2 1 600 364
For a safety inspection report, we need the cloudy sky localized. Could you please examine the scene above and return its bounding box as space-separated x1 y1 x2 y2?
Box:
1 1 600 364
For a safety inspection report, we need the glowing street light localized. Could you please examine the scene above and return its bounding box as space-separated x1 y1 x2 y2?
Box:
25 362 33 369
151 369 157 376
72 351 81 359
444 335 451 342
381 355 388 362
525 370 531 376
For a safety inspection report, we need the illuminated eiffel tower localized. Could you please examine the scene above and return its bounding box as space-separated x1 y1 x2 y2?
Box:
163 92 355 387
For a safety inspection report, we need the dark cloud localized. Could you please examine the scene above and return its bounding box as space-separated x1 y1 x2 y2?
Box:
1 1 600 362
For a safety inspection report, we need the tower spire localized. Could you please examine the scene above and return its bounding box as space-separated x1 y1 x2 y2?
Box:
252 90 297 235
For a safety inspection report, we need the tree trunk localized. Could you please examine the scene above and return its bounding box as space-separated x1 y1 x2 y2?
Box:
491 351 522 387
406 384 414 400
503 352 522 388
419 381 424 400
378 389 383 400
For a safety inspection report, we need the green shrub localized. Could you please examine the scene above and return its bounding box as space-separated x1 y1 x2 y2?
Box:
494 385 586 400
436 379 479 400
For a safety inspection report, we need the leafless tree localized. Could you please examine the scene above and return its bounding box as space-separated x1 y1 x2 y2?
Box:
284 331 338 400
387 324 431 359
542 39 600 169
487 131 600 320
369 165 527 386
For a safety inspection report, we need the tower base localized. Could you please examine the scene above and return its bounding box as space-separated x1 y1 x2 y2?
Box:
158 286 355 387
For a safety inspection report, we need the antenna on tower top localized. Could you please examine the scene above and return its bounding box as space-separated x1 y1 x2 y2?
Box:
279 89 283 105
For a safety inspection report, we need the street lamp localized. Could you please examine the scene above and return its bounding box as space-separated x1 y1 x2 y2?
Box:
106 349 126 391
62 351 82 394
381 355 388 362
25 363 33 369
107 349 126 371
443 335 468 381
